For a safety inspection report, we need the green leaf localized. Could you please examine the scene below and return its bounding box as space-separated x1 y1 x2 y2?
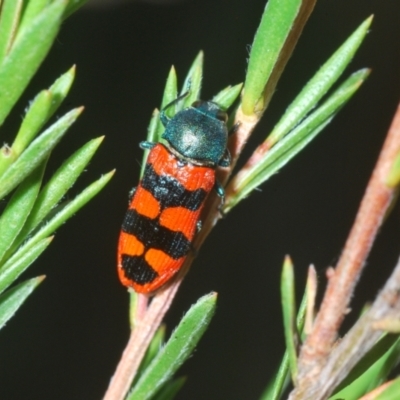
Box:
0 107 83 200
0 0 23 63
154 66 178 141
134 325 166 384
242 0 303 115
0 89 52 177
63 0 88 20
260 273 307 400
152 377 186 400
0 237 52 295
0 66 76 174
212 83 243 111
128 292 217 400
141 109 159 178
47 65 76 120
179 51 203 109
0 276 44 330
225 68 369 212
11 89 53 157
0 0 67 126
0 163 45 264
261 352 290 400
265 16 372 148
281 256 298 383
330 335 400 399
8 170 114 256
18 0 50 34
15 136 104 243
375 378 400 400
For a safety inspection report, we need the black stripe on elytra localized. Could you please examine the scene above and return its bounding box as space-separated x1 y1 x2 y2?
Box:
121 254 158 285
141 163 207 211
121 209 191 259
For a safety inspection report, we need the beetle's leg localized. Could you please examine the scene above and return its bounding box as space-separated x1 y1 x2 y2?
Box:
214 180 225 200
214 180 227 217
196 220 202 234
229 121 241 136
140 141 156 150
219 149 231 167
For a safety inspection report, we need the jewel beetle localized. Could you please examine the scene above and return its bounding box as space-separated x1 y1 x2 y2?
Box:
117 94 230 294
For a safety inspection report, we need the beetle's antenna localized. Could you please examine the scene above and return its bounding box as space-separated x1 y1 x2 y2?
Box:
162 90 190 112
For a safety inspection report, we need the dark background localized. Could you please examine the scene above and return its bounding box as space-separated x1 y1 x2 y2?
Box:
0 0 399 399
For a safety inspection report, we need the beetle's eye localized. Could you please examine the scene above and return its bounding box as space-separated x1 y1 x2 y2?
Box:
216 111 228 123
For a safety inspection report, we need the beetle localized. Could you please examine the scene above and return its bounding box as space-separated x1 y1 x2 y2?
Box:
117 94 230 294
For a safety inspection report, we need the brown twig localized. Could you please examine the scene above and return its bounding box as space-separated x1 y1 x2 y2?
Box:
290 255 400 399
291 103 400 398
103 280 182 400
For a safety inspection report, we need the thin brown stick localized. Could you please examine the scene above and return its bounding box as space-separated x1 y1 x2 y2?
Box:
290 255 400 399
292 103 400 396
103 280 182 400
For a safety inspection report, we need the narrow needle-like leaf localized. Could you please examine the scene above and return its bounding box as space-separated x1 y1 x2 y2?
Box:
154 66 178 140
11 90 53 157
0 0 67 126
242 0 305 115
47 65 76 119
0 163 45 264
0 0 23 63
18 0 50 33
226 69 369 212
152 377 186 400
10 170 114 254
0 237 52 295
329 336 400 399
281 256 298 383
0 107 83 200
141 109 160 177
179 51 203 109
10 66 76 161
212 83 243 110
17 136 104 240
0 276 44 330
260 276 308 400
265 16 372 148
127 292 217 400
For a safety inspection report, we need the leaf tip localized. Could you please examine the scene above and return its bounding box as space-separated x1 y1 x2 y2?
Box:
107 169 117 178
283 255 293 269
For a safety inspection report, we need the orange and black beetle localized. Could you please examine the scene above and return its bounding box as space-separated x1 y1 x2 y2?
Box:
118 95 230 294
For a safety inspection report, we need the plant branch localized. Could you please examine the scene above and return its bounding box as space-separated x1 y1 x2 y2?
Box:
103 280 182 400
291 103 400 397
290 254 400 399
